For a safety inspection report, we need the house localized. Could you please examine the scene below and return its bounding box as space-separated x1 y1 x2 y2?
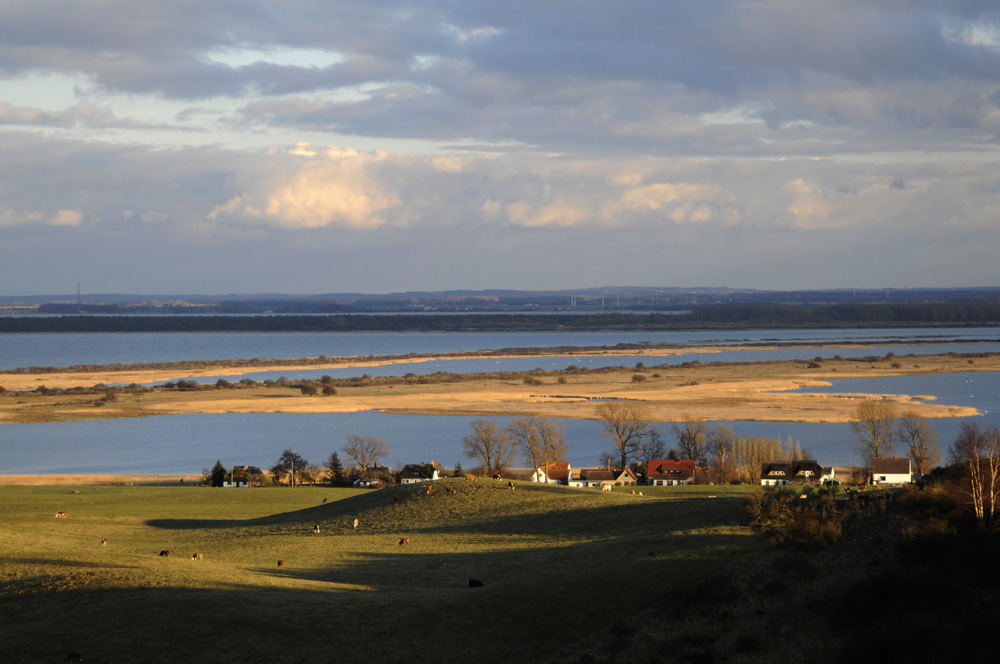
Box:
760 460 826 486
871 456 912 485
353 465 391 488
647 459 695 486
612 467 638 486
538 461 572 484
224 465 262 488
568 469 615 488
399 462 443 484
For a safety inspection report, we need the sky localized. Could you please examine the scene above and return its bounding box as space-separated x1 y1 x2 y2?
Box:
1 1 1000 296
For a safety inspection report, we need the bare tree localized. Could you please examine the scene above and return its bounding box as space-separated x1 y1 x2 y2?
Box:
950 422 1000 523
341 434 390 473
672 415 709 466
595 402 654 470
506 416 568 481
707 423 737 484
849 400 898 469
896 411 941 476
462 419 517 476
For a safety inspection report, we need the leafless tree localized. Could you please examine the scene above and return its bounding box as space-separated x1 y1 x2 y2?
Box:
506 416 567 481
341 434 390 473
896 411 941 476
463 419 517 476
595 402 654 470
672 415 709 466
950 422 1000 523
707 423 737 484
849 400 898 470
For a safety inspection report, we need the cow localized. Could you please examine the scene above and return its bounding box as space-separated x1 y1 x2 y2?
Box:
638 491 643 496
353 518 359 529
394 496 404 503
601 484 612 492
159 550 171 557
277 560 286 568
399 537 410 546
508 481 515 491
312 524 321 534
66 652 83 662
101 538 107 547
439 559 448 569
445 486 456 494
469 579 484 587
191 553 203 561
426 485 433 495
55 511 67 517
322 497 327 504
493 474 502 480
465 475 477 482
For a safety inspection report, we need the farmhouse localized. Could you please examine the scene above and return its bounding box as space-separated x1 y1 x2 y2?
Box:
224 465 263 488
399 462 444 484
760 460 825 486
871 456 912 485
647 459 695 486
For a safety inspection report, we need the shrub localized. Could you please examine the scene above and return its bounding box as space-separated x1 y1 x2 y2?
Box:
631 374 647 382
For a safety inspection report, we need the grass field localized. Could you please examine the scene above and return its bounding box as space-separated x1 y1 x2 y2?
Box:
0 480 760 663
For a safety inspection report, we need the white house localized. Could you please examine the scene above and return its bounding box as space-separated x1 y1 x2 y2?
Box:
871 457 912 485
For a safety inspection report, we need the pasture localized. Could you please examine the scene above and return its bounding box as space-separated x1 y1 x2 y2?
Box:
0 480 759 663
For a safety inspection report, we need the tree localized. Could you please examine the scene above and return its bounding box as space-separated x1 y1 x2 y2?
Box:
896 411 940 476
271 449 308 486
672 415 709 466
326 451 345 486
506 416 568 481
341 435 390 473
707 423 737 484
595 402 653 470
950 422 1000 523
209 460 226 487
453 461 465 478
849 400 898 470
462 419 517 476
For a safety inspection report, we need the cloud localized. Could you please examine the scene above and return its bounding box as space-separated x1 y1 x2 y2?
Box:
49 209 83 226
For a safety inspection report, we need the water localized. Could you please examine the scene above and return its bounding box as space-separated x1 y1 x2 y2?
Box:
3 327 1000 474
4 327 1000 370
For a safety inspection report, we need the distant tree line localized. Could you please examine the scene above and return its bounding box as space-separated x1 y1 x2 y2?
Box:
6 301 1000 333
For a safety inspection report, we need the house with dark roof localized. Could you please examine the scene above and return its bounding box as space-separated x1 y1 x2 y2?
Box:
871 456 912 485
399 462 444 484
760 460 825 486
647 459 696 486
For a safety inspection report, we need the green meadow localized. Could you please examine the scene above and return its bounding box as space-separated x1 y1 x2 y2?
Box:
0 481 759 663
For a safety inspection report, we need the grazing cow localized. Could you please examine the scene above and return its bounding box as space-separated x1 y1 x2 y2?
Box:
399 537 410 546
55 511 67 518
191 553 203 561
322 497 327 504
101 538 107 547
312 524 321 534
277 560 286 568
469 579 484 587
465 475 477 482
353 518 359 529
445 486 456 494
508 481 515 491
493 474 502 480
159 550 171 557
631 490 635 495
439 559 447 569
426 485 433 495
66 652 83 662
638 491 643 496
601 484 612 492
394 496 404 503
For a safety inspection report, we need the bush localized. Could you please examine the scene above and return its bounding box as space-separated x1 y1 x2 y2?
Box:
631 374 647 382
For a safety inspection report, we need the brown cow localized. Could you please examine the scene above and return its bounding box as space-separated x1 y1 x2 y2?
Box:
465 474 477 482
277 560 286 567
191 553 203 561
445 486 456 494
426 485 433 495
394 495 404 503
101 538 107 547
399 537 410 546
159 550 170 557
55 511 67 517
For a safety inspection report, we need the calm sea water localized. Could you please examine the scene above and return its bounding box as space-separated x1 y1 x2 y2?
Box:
2 327 999 474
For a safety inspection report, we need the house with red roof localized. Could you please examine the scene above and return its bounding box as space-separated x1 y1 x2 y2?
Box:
647 459 695 486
